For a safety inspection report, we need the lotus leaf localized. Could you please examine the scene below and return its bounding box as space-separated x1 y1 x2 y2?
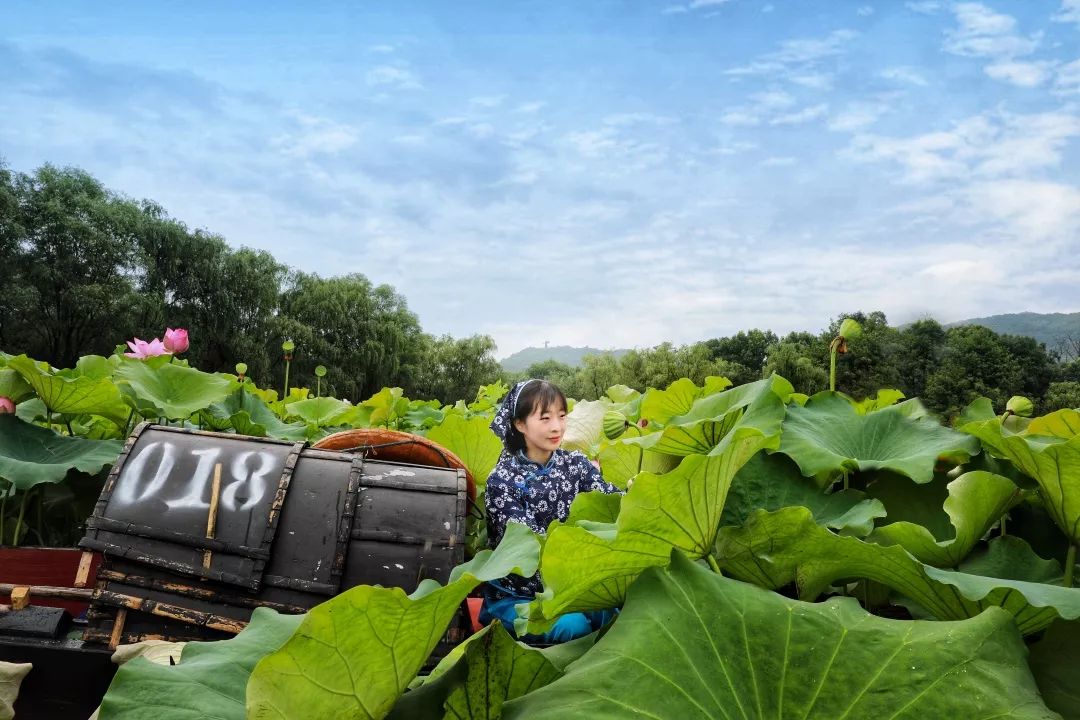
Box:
98 607 302 720
426 413 504 492
1027 409 1080 439
962 417 1080 544
246 522 540 720
567 490 622 524
1028 619 1080 719
595 440 677 489
0 415 122 490
7 354 129 427
114 360 235 421
717 507 1080 634
0 368 33 404
562 398 611 455
388 623 561 720
870 471 1020 567
850 388 905 413
638 376 732 426
779 391 979 484
283 396 358 427
505 552 1058 720
721 451 885 536
530 388 785 623
203 389 308 441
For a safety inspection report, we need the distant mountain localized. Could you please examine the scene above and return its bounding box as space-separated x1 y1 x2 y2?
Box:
500 345 630 372
946 312 1080 349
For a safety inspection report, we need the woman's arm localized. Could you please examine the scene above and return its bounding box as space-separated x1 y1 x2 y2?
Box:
575 453 623 495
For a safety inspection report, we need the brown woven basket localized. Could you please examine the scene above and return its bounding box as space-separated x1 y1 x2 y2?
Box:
313 428 476 501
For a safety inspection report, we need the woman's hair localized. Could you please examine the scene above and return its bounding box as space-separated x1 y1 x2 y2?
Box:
504 380 568 453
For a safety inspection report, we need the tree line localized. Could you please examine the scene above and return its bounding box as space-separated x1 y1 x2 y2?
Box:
518 312 1080 417
2 161 1077 416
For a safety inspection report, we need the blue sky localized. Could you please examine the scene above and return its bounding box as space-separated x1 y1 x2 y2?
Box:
3 1 1079 357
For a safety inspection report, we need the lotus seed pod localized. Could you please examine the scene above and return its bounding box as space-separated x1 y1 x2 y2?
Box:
235 362 248 378
315 365 327 378
602 410 628 440
838 318 862 340
1006 395 1034 418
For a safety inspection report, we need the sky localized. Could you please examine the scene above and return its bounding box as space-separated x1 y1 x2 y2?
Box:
2 1 1079 358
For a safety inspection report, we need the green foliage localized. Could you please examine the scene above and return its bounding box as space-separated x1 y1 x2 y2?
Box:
0 415 121 491
505 552 1058 720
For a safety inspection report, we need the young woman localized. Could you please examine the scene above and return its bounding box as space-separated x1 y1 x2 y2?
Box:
480 379 622 642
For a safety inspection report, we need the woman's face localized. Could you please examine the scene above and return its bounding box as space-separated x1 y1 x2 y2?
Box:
513 402 567 457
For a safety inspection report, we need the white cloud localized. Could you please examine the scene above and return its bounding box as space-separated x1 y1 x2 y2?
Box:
943 3 1039 59
857 6 874 17
847 110 1080 184
720 110 761 126
272 115 359 158
829 102 889 132
984 60 1054 87
368 44 395 54
663 0 731 13
1052 0 1080 28
1054 58 1080 95
710 141 758 155
725 29 857 82
515 101 546 114
880 66 928 85
365 65 422 90
761 156 796 166
770 103 829 125
905 1 941 13
469 95 506 108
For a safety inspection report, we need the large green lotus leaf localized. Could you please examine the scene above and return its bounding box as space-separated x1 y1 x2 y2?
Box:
531 390 785 624
1029 619 1080 720
246 522 540 720
1027 409 1080 439
780 391 979 484
0 415 122 490
595 439 679 489
870 471 1020 567
561 398 612 455
99 607 302 720
567 490 622 524
426 413 504 493
963 418 1080 543
717 507 1080 634
721 451 885 536
0 661 31 720
388 622 561 720
505 552 1058 720
626 376 791 457
283 396 355 427
850 388 906 413
114 360 236 421
6 354 129 427
638 376 732 426
206 389 308 441
0 367 33 404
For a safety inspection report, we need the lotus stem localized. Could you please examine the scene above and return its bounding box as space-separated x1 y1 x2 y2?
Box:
282 360 291 409
1066 545 1077 588
12 490 30 547
706 553 722 574
999 514 1007 538
0 479 8 545
829 337 839 392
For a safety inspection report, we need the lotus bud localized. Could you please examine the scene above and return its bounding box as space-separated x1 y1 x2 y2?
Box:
602 410 628 440
838 318 862 340
0 396 14 414
163 327 189 354
1006 395 1034 418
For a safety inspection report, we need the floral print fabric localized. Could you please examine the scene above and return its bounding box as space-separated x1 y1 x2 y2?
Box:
485 447 621 597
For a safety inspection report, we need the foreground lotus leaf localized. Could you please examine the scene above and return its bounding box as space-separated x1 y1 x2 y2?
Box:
718 507 1080 634
0 415 122 490
246 522 540 720
1028 619 1080 719
638 376 732 426
388 623 562 720
504 552 1058 720
780 391 980 484
203 388 308 441
98 608 302 720
283 396 356 427
870 470 1019 567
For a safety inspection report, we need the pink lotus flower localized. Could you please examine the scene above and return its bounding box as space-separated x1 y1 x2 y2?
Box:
163 327 189 354
0 397 14 414
125 337 169 359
